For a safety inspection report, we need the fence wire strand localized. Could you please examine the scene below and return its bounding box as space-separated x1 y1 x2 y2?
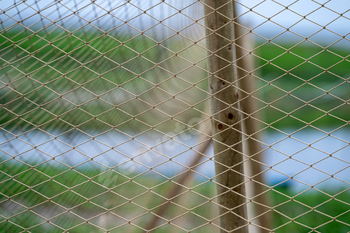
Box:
1 0 350 232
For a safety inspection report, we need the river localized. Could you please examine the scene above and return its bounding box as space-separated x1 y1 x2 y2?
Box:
1 126 349 191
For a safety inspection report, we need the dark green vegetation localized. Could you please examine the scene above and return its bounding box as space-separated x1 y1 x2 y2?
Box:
271 185 350 233
0 160 218 232
1 30 350 132
0 30 208 133
255 41 350 130
1 161 350 232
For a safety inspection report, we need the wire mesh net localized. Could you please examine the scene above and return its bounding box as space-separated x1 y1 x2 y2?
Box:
1 0 350 232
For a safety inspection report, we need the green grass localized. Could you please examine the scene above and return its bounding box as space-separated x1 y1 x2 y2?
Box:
252 42 350 130
270 186 350 233
0 29 209 132
1 160 350 232
0 30 168 130
0 159 217 232
1 30 350 131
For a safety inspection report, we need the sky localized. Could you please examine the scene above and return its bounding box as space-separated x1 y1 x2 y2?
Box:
1 0 350 46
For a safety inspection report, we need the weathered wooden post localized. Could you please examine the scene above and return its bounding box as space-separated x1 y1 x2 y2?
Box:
232 3 272 232
203 1 248 232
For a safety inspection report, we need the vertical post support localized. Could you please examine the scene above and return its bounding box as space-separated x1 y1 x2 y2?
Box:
232 4 272 232
204 1 248 232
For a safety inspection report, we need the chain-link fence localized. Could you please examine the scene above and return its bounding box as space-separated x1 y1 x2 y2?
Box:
1 0 350 232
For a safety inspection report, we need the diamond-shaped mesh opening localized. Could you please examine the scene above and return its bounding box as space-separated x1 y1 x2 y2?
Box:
1 0 350 232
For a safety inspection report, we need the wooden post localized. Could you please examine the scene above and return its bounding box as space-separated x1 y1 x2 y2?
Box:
232 3 272 232
204 1 248 232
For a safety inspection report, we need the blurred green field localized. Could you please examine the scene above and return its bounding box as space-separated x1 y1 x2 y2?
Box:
1 30 350 131
0 30 188 132
255 41 350 129
1 160 350 232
